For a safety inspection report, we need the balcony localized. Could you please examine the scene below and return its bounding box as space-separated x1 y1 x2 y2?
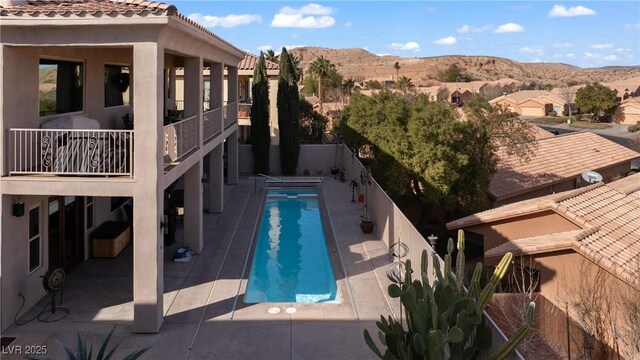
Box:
203 107 222 143
224 101 237 129
163 114 198 168
9 128 133 177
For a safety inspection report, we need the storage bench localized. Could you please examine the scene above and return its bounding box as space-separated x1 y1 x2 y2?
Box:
91 221 131 258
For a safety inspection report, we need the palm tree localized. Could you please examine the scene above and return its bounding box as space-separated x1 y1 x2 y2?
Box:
265 49 277 63
341 78 356 103
308 56 335 115
396 76 414 95
394 61 401 80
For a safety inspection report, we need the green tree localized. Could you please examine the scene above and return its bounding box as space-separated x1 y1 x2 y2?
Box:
341 78 356 103
250 52 270 174
308 56 336 115
337 91 536 215
439 64 471 82
299 98 327 142
366 79 383 90
575 83 617 117
395 76 415 95
394 61 401 79
277 47 300 175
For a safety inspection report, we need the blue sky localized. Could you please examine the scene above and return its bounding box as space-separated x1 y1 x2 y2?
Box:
175 1 640 68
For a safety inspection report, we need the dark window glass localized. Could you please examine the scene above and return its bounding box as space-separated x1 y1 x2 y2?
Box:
29 207 39 239
29 238 40 272
87 197 94 231
105 65 131 107
39 59 83 116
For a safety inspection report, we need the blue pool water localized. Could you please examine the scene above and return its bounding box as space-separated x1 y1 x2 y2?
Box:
244 188 338 303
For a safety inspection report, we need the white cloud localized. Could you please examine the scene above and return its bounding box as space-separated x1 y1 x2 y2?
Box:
566 53 576 58
549 5 596 18
494 23 524 33
616 48 632 53
457 24 491 33
520 46 544 55
625 23 640 30
590 43 613 49
391 41 421 51
281 45 306 50
257 45 272 52
553 54 563 58
583 52 602 59
553 43 573 48
433 36 457 45
603 55 618 61
187 13 261 28
376 53 391 57
345 22 352 28
271 3 335 29
531 58 544 63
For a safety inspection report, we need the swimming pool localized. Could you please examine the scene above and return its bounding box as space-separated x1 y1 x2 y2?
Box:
244 188 338 303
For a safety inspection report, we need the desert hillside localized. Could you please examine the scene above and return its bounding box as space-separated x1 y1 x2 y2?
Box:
290 47 640 86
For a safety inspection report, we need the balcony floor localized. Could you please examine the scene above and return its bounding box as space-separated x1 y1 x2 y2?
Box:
4 177 399 360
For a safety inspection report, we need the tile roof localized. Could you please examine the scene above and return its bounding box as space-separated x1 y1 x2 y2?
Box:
484 229 588 258
489 90 550 105
450 173 640 289
490 132 640 201
0 0 244 58
0 0 175 16
238 52 279 71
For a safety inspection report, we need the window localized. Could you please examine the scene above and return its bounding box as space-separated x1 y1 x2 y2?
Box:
39 59 83 116
28 206 41 273
111 197 128 212
86 196 94 231
105 65 131 107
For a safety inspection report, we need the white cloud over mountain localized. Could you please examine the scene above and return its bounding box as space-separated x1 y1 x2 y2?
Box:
433 36 458 45
271 3 336 29
188 13 261 28
549 5 596 18
494 23 524 33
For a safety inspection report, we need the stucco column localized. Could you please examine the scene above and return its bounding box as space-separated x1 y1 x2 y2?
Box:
184 56 203 148
210 63 223 130
227 66 238 105
183 160 203 252
227 130 239 184
168 67 176 111
132 42 164 333
208 144 224 213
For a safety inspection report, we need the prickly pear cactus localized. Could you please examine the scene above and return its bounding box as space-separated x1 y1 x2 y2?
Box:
364 230 535 360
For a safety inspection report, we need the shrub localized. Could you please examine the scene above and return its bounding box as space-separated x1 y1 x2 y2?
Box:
548 111 557 117
628 123 640 133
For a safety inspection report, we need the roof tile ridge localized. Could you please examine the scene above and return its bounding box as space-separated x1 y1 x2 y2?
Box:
552 182 604 202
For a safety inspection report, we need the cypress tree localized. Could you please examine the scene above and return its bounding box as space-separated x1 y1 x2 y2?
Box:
250 52 270 174
277 48 300 175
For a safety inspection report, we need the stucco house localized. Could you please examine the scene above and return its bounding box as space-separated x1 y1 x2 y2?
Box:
447 173 640 357
613 97 640 124
175 52 280 145
488 132 639 207
0 0 243 333
489 90 556 116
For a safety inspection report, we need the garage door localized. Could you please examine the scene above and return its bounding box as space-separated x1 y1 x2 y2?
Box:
521 106 543 116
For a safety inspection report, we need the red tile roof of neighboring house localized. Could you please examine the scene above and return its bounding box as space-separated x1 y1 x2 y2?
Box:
238 52 279 71
490 131 639 201
449 173 640 289
0 0 243 56
1 0 175 16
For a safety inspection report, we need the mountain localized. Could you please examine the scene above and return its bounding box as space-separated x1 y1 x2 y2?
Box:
290 47 640 86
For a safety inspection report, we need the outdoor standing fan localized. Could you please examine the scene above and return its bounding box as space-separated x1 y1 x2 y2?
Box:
40 268 69 321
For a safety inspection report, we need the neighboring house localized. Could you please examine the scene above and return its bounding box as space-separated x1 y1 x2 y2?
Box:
232 53 280 145
489 132 640 207
489 90 557 116
175 53 280 144
603 82 640 102
614 97 640 124
0 0 243 333
447 173 640 357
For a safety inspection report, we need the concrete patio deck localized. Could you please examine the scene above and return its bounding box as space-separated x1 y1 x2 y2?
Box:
3 177 401 360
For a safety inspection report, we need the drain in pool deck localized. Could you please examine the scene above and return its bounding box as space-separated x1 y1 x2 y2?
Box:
268 307 281 314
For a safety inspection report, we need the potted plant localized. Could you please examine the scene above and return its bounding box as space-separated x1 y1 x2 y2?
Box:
359 168 374 233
